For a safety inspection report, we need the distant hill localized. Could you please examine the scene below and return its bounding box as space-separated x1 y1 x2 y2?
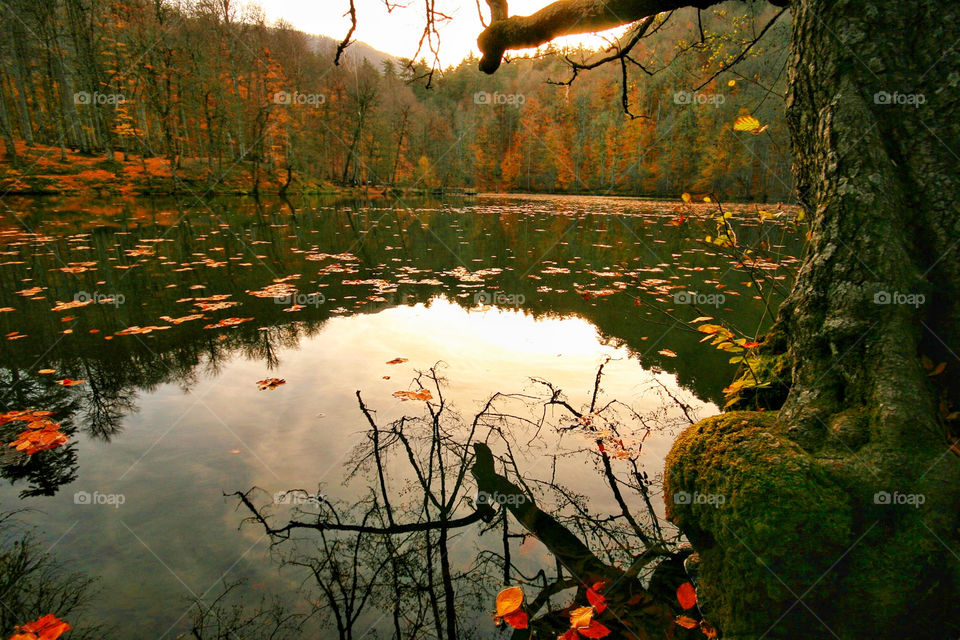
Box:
306 34 401 71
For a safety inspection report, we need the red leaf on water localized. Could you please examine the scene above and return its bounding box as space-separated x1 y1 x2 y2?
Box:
677 582 697 610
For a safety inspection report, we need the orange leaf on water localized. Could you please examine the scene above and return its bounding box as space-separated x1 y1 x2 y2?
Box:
675 615 699 629
586 582 607 613
385 358 408 365
677 581 697 609
393 389 432 401
11 613 70 640
495 586 523 617
55 378 85 387
700 619 719 638
578 620 611 638
503 610 528 629
569 606 594 629
256 378 286 390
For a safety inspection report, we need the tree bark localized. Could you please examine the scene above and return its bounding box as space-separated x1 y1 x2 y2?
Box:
665 0 960 637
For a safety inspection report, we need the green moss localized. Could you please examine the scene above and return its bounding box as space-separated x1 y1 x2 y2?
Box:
664 412 853 638
724 352 790 411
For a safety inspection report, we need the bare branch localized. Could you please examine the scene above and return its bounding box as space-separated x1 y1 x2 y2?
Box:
477 0 723 73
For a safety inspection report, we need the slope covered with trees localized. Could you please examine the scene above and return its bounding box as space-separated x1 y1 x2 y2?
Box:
0 1 791 199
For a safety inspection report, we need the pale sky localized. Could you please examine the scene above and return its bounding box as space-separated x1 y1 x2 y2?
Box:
252 0 629 67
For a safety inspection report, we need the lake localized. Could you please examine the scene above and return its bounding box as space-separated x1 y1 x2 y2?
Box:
0 194 801 638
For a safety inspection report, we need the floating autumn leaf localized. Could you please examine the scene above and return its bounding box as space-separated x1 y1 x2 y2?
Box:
159 314 205 325
586 582 607 613
493 586 528 629
700 619 719 638
675 615 699 630
55 378 85 387
929 362 947 376
658 349 678 358
37 369 56 375
115 325 171 336
9 613 70 640
393 389 433 401
577 621 611 639
691 316 714 323
569 606 595 629
681 192 692 203
9 420 69 455
733 115 769 134
0 410 54 425
204 317 254 329
386 358 408 365
677 581 697 609
256 378 286 390
569 606 611 639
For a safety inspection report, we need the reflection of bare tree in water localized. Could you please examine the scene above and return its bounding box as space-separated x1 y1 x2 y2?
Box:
229 364 704 639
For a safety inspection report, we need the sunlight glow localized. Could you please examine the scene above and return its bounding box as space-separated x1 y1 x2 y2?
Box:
253 0 630 67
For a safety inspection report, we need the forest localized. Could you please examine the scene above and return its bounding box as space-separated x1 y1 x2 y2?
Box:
0 0 956 638
0 0 791 199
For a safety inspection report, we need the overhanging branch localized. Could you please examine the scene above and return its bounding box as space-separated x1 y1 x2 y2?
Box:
477 0 724 73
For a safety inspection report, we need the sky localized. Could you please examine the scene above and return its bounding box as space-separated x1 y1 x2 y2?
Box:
252 0 628 67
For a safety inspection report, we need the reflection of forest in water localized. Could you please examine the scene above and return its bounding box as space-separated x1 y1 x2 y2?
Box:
0 195 800 637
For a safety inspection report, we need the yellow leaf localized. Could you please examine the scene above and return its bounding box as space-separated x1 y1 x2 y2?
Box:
727 79 736 86
570 606 595 629
495 586 524 617
681 192 691 203
733 115 760 132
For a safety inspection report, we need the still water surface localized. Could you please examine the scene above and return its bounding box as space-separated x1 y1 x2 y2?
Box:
0 194 801 637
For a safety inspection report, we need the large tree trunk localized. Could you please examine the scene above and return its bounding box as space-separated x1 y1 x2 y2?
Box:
666 0 960 637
